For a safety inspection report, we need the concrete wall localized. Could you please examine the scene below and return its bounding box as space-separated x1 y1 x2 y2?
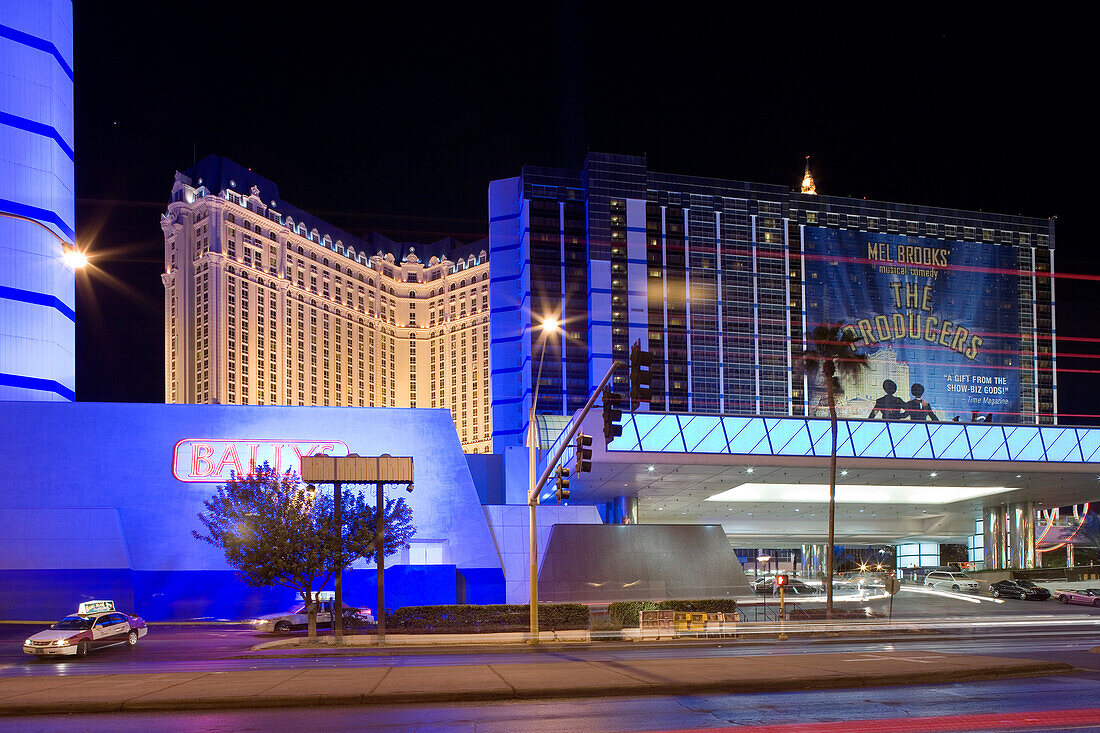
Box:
483 504 602 603
538 524 753 602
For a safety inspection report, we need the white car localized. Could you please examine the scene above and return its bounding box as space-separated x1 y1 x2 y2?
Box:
23 600 148 657
924 571 980 593
250 599 374 634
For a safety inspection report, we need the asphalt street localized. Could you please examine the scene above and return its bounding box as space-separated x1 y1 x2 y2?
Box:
2 587 1100 677
2 590 1099 731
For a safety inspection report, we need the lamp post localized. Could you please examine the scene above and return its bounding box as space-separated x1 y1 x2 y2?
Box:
528 317 560 642
757 555 771 618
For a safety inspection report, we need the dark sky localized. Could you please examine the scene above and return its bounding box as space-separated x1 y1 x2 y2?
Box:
73 5 1093 420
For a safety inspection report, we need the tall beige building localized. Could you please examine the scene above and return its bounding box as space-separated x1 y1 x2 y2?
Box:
161 156 492 453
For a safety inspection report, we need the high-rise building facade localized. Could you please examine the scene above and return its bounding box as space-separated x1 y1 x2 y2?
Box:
163 156 492 452
489 153 1056 451
0 2 76 401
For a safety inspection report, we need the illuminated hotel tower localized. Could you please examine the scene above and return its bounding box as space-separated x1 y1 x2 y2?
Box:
162 156 492 453
0 2 76 401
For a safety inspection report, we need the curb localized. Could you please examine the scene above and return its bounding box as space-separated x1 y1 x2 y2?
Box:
230 632 974 660
0 660 1074 716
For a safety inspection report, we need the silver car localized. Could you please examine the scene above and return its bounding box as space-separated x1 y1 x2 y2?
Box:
924 570 980 593
250 600 374 634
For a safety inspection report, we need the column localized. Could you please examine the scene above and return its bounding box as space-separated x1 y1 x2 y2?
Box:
800 543 827 578
983 506 1007 570
606 496 638 525
1008 501 1036 569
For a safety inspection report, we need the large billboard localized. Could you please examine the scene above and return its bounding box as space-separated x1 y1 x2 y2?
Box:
803 228 1019 422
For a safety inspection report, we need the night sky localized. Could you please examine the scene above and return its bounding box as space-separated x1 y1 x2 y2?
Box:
73 5 1092 420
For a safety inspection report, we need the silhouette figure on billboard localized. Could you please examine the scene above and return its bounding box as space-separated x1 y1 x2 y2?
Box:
868 379 907 420
905 383 939 421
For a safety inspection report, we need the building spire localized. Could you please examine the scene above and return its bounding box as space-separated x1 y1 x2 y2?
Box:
801 155 817 195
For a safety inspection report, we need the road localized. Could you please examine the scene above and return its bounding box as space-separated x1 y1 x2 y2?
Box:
1 593 1098 731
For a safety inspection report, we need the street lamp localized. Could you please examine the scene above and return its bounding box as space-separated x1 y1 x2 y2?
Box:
61 243 88 269
757 555 772 614
528 316 560 641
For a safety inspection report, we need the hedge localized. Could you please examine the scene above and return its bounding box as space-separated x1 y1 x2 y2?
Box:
388 603 589 632
607 599 739 627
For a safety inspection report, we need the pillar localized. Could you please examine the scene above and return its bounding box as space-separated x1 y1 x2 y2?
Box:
801 543 828 578
1008 502 1036 569
1066 542 1075 568
983 506 1007 570
606 496 638 525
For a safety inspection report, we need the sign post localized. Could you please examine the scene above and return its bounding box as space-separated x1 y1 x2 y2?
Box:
885 575 901 620
301 453 413 646
333 479 343 642
775 574 789 640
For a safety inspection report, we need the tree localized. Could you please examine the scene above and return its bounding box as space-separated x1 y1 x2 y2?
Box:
193 461 415 638
799 325 868 618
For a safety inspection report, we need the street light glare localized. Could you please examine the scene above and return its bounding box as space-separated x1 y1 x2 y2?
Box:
62 245 88 269
540 317 560 332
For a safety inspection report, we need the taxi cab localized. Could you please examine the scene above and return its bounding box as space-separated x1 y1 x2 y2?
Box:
23 600 148 657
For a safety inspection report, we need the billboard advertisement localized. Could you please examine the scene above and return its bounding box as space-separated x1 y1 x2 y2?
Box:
803 227 1019 422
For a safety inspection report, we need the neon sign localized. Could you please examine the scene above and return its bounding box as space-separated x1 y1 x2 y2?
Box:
172 439 349 482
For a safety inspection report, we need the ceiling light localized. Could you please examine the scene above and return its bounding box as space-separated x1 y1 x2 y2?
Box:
647 466 655 472
746 467 754 474
706 483 1014 505
840 470 848 476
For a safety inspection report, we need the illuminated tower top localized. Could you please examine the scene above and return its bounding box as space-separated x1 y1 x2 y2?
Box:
800 156 817 195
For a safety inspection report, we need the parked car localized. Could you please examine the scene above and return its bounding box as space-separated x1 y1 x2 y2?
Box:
990 579 1051 601
1053 588 1100 607
923 571 980 593
23 600 147 657
753 577 822 596
250 598 375 634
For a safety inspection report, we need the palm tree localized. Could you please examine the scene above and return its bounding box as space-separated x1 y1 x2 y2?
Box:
799 325 868 618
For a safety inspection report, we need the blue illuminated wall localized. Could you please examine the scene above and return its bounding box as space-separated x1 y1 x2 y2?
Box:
0 2 76 401
0 403 505 620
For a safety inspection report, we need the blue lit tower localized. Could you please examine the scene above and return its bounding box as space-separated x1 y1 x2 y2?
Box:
0 2 75 401
489 153 1056 452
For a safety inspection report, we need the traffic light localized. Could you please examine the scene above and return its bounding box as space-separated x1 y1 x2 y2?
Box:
554 465 570 503
775 574 789 588
629 340 653 412
575 432 593 473
602 386 623 445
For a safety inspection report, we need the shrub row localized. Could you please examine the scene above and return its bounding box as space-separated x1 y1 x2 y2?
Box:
606 599 739 628
388 603 589 632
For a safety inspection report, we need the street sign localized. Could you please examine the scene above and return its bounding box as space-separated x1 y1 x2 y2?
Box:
885 576 901 596
301 453 413 483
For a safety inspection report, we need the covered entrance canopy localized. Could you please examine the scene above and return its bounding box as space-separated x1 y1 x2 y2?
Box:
544 412 1100 546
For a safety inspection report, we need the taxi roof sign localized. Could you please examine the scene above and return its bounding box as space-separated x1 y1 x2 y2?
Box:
78 600 115 615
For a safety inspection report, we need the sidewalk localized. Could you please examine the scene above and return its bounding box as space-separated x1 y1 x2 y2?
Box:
0 651 1072 716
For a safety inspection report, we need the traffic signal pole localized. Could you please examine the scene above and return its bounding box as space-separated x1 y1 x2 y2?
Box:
528 360 623 641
